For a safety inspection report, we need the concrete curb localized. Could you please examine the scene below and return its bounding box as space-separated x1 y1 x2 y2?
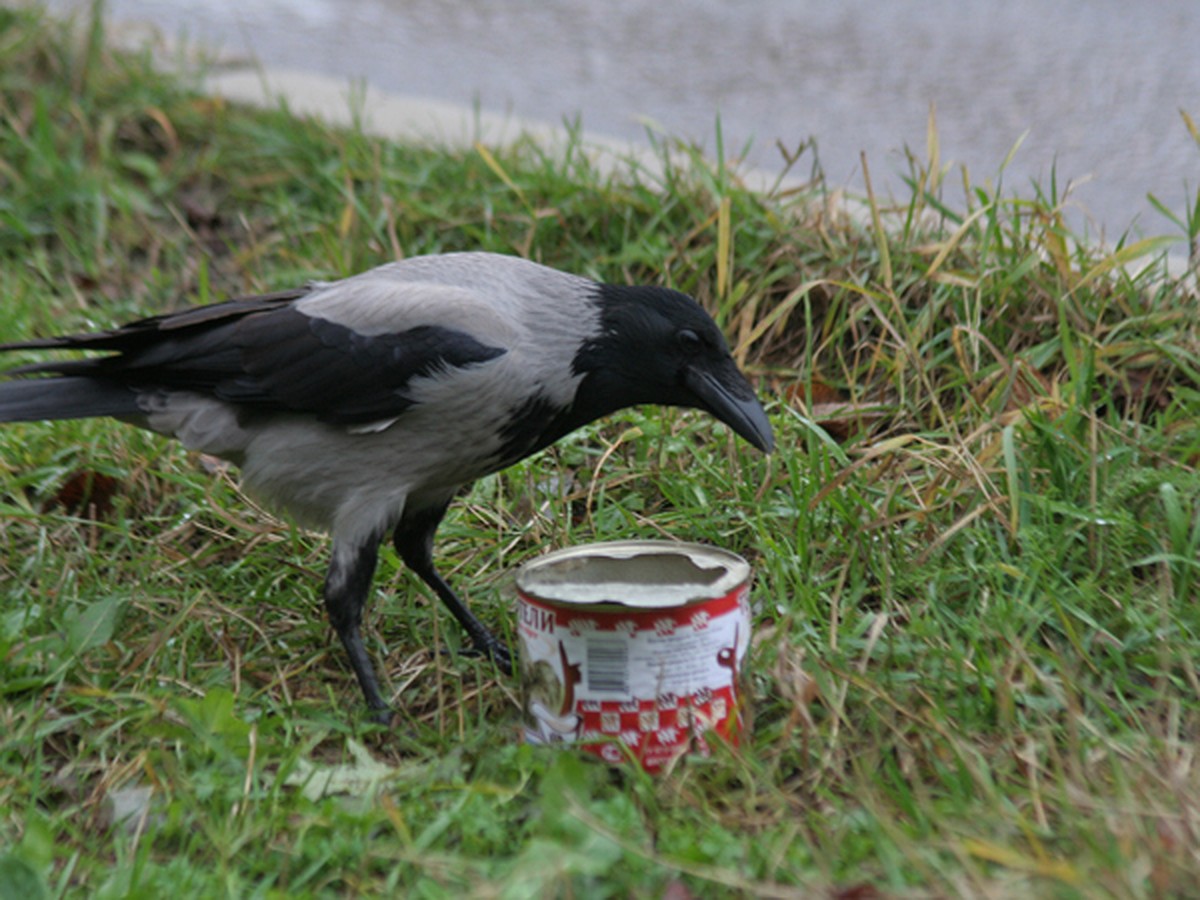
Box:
202 64 808 199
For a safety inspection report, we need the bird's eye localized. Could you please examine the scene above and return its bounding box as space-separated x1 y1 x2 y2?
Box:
677 329 702 352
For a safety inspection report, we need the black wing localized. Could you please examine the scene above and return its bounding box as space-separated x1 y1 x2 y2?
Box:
2 289 506 425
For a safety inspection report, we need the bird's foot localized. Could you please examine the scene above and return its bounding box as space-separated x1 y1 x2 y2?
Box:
453 631 514 673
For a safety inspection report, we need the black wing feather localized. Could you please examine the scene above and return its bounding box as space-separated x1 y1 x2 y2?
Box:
1 289 507 424
1 289 309 354
224 309 506 422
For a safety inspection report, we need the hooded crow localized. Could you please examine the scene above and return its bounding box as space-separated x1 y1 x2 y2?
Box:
0 252 773 721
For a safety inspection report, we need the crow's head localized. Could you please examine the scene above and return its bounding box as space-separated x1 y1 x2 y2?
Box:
572 284 774 453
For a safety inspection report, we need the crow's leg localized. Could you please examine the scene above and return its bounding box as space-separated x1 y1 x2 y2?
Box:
393 503 513 671
324 535 392 723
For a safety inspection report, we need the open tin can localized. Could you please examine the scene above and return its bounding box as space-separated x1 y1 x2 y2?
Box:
515 540 752 772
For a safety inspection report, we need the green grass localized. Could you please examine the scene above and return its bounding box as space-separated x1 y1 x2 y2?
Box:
3 5 1200 897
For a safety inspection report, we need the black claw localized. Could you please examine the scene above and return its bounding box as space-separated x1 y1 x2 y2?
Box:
483 638 514 672
367 705 394 727
442 634 515 673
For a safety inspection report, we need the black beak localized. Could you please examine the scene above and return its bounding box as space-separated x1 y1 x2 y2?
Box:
685 361 774 453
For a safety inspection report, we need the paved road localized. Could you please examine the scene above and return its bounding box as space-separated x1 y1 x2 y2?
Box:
43 0 1200 240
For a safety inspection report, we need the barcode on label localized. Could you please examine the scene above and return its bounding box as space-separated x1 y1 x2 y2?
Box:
585 638 630 695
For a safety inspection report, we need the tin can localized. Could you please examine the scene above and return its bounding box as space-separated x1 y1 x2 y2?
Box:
515 540 752 772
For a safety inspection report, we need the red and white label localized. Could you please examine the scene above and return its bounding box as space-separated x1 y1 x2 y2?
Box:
519 585 751 772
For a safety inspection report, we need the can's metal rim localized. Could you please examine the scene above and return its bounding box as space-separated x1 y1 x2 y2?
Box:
516 539 750 609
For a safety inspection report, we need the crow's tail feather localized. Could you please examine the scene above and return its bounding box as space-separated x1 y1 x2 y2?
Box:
0 377 140 422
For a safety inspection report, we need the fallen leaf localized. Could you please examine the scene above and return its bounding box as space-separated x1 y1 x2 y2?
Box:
47 469 120 520
832 884 886 900
285 739 404 801
781 379 885 442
